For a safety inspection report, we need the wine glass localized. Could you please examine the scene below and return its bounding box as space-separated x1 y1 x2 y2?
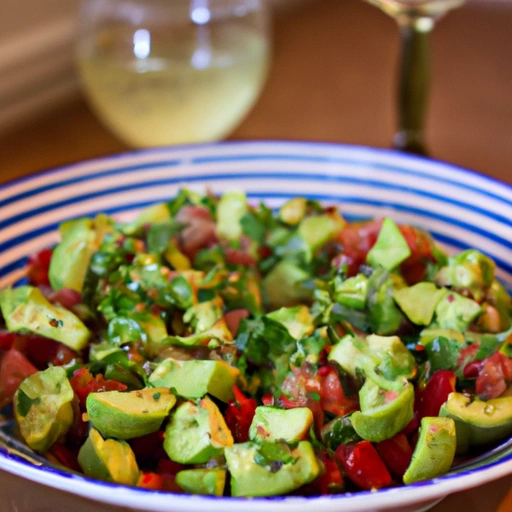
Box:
76 0 271 148
365 0 465 155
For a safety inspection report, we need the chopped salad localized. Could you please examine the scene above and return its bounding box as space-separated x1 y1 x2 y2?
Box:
1 189 512 497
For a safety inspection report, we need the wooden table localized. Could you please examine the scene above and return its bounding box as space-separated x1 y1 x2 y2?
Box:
0 0 510 510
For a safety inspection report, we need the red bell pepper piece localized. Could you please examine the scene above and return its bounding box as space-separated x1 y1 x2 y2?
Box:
335 441 392 490
224 385 257 443
417 369 456 419
375 432 413 478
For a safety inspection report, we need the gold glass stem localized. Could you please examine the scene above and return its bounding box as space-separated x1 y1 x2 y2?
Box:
393 16 434 156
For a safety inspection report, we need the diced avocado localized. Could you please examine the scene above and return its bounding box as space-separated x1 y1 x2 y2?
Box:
434 291 482 331
224 441 321 497
175 468 226 496
419 327 465 346
439 392 512 453
328 334 415 390
162 317 233 349
216 191 248 241
435 249 495 302
14 366 74 452
148 358 240 403
321 414 361 450
366 268 407 335
366 218 411 270
333 274 368 310
393 282 447 325
86 388 176 440
78 428 139 485
351 379 414 442
298 212 345 251
403 417 456 484
263 260 313 309
164 396 233 464
0 286 90 351
266 305 314 339
123 203 171 235
183 297 223 333
249 406 313 443
49 218 97 292
279 197 307 225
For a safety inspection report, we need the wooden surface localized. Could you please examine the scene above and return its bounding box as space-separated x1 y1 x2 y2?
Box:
0 0 511 510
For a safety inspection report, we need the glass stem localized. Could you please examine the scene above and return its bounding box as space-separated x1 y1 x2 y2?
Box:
393 16 434 156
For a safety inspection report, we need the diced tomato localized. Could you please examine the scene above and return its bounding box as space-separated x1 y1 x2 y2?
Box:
317 366 358 417
12 334 77 369
335 220 383 276
48 288 83 310
463 360 485 379
376 433 413 478
130 431 168 467
261 393 274 406
0 330 16 350
304 450 344 495
457 343 480 367
476 352 512 400
0 349 38 408
138 472 164 490
49 442 81 472
225 248 256 268
416 370 456 419
69 368 127 408
335 441 392 490
26 248 53 286
175 206 218 260
223 309 250 338
224 385 257 443
398 225 434 264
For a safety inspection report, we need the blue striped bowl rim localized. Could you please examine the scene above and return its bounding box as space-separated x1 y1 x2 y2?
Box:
0 141 511 511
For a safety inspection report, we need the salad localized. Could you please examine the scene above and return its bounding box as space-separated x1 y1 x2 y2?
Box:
0 188 511 497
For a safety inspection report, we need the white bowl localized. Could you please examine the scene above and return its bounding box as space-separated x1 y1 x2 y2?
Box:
1 141 511 512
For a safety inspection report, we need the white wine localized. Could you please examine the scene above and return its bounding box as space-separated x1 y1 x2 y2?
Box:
77 24 270 147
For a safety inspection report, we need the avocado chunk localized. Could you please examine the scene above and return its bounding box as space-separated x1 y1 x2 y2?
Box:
49 218 97 292
249 406 313 443
14 366 74 452
393 282 447 325
216 191 248 241
366 218 411 270
321 414 362 451
148 358 240 403
78 428 139 485
435 249 495 302
175 468 226 496
333 274 368 310
164 396 234 464
403 417 456 484
351 379 414 442
279 197 307 226
266 305 314 339
297 212 345 251
263 260 313 309
86 388 176 440
224 440 321 497
0 286 90 351
434 291 482 331
439 392 512 453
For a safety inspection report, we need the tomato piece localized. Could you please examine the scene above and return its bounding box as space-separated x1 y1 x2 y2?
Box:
463 360 485 379
304 450 344 495
26 248 53 287
69 368 127 408
317 366 358 417
0 349 38 408
48 288 82 310
0 330 16 350
398 225 434 264
476 352 512 400
261 393 274 406
49 442 81 472
335 441 392 490
12 334 77 369
175 206 218 260
130 430 167 467
417 370 456 419
223 309 250 338
224 385 257 443
138 472 164 490
375 433 413 478
225 248 256 268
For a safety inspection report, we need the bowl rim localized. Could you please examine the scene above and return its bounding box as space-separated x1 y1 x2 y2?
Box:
1 140 511 511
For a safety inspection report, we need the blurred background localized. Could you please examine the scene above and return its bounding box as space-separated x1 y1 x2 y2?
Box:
0 0 511 180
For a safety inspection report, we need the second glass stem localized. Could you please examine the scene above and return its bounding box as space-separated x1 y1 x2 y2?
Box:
393 16 434 156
